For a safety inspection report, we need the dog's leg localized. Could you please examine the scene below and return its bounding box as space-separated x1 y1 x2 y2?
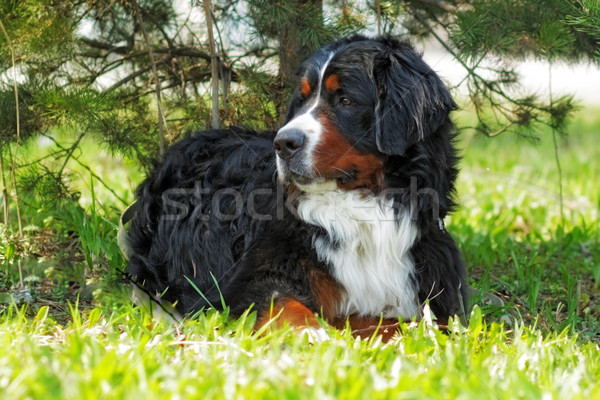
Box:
332 315 401 342
256 298 329 342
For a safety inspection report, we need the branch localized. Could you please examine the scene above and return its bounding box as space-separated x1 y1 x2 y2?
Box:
133 0 169 156
105 55 173 92
79 37 132 55
0 17 23 239
415 11 527 107
16 150 68 168
122 72 212 103
81 44 234 90
140 7 176 50
58 131 87 177
40 133 129 206
105 64 155 92
411 0 457 13
487 122 515 137
153 46 212 60
84 50 148 82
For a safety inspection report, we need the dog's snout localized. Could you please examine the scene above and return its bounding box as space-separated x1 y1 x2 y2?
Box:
274 129 306 161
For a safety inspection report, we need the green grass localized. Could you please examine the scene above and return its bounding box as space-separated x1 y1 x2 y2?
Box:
0 302 594 399
1 304 599 399
1 107 599 399
451 106 600 337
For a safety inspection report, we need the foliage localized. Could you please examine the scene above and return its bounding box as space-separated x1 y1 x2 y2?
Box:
0 2 597 239
0 1 597 150
565 0 600 59
450 0 597 61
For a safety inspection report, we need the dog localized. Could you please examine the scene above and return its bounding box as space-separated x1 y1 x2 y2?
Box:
126 35 468 338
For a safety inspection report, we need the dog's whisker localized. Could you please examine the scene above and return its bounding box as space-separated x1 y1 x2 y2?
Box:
330 166 353 179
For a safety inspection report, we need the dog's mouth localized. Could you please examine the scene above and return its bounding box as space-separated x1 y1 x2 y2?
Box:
276 155 310 182
278 168 348 195
288 172 314 186
276 152 364 193
276 160 330 189
277 166 318 186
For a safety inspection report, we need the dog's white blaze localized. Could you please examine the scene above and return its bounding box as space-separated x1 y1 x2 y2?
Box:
277 112 323 170
276 52 335 172
297 190 420 320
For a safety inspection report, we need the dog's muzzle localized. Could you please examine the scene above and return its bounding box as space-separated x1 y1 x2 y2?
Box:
274 128 306 162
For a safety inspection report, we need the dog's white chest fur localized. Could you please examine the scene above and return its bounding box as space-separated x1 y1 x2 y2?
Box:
297 189 420 320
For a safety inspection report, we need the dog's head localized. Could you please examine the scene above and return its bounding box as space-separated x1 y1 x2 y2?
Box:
274 35 456 193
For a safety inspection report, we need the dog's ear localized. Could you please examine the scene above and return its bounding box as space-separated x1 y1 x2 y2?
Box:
374 41 456 156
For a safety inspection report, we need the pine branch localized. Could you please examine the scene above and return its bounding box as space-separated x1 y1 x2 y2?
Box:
79 37 133 55
98 45 229 92
153 46 212 61
233 47 278 62
140 7 176 50
0 17 23 240
123 72 212 103
73 51 148 85
78 40 234 77
58 131 87 178
133 0 169 156
16 150 68 169
416 10 558 136
105 55 173 92
40 133 129 207
412 0 457 13
548 64 565 229
487 122 515 137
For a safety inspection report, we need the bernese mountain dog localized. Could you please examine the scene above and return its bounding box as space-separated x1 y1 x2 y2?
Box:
126 35 468 338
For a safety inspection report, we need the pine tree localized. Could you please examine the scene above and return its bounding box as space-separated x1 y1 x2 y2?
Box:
0 0 598 207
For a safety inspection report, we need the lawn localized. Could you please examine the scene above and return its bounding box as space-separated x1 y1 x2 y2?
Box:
0 107 599 399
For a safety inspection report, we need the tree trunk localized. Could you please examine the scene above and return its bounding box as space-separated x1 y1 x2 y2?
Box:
203 0 220 130
276 0 323 123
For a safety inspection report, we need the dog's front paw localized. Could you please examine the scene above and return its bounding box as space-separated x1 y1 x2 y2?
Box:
299 326 330 344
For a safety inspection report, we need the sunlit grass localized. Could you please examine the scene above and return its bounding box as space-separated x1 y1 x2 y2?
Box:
454 108 599 233
1 302 599 399
450 106 600 336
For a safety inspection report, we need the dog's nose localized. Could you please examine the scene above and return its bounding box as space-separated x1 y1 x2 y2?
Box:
274 129 305 161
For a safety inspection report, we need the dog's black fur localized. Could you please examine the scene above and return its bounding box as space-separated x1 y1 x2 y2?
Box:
127 35 468 329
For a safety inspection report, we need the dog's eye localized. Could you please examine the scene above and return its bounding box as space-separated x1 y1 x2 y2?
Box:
339 97 352 106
